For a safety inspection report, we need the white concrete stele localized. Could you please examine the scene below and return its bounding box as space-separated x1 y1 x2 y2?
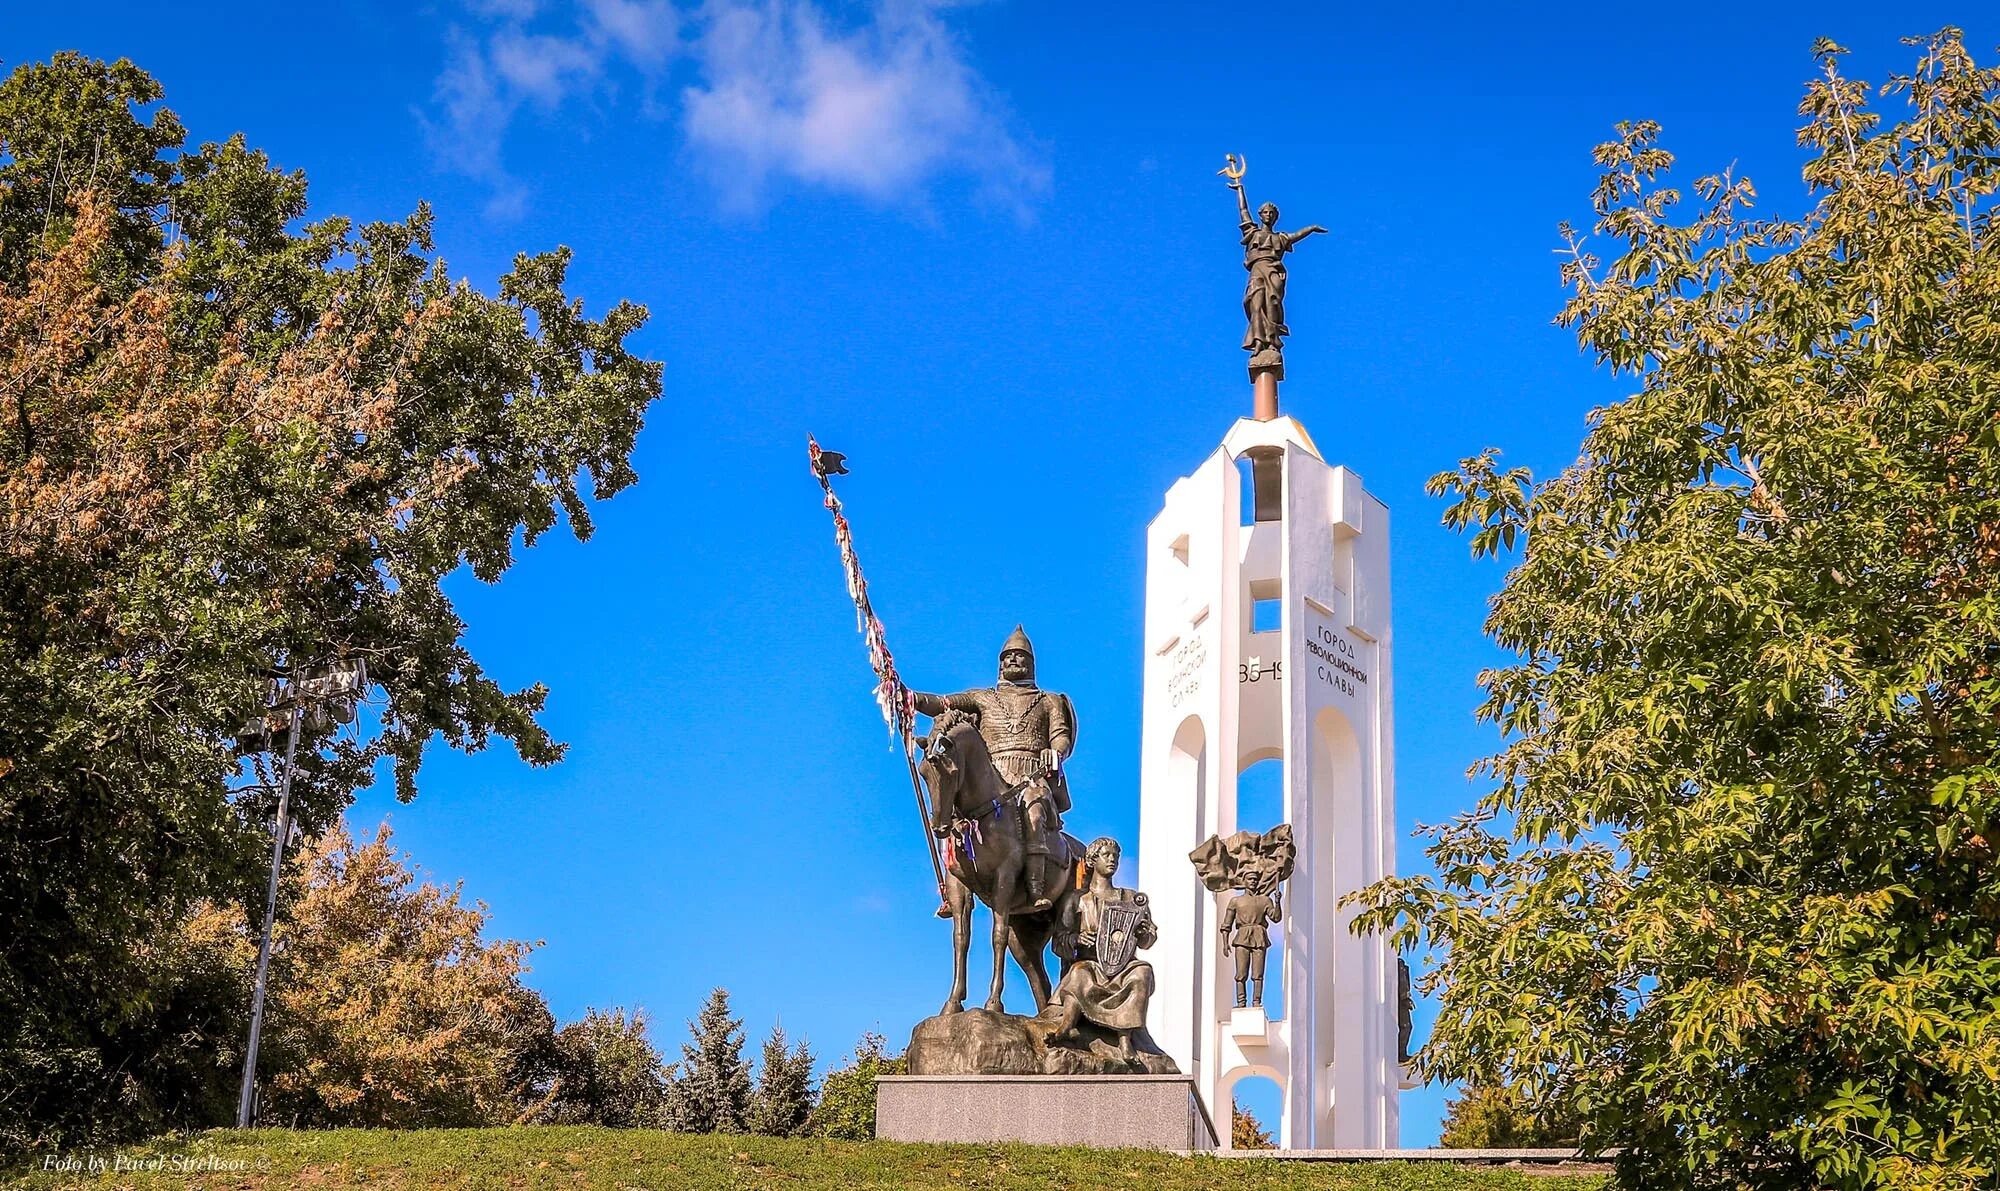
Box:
1136 415 1399 1149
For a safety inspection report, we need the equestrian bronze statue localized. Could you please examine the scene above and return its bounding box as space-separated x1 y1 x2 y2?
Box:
919 710 1083 1015
914 627 1085 1015
913 626 1073 911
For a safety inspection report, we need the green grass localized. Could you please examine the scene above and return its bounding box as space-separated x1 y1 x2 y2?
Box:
3 1128 1606 1191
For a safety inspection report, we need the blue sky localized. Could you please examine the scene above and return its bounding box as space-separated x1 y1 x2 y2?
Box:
9 0 1993 1146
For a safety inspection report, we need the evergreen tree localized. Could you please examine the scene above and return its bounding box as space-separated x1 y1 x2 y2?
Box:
746 1025 816 1137
661 988 751 1134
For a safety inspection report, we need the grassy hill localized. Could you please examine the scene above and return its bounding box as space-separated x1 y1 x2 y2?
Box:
5 1128 1608 1190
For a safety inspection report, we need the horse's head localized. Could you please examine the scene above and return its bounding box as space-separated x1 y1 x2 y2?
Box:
916 709 985 830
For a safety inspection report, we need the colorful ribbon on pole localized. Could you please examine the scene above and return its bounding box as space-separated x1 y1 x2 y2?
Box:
808 436 951 913
808 435 916 743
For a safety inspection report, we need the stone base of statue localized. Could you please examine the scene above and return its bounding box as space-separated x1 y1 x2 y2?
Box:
877 1073 1217 1151
1248 347 1284 377
877 1009 1214 1151
906 1007 1179 1076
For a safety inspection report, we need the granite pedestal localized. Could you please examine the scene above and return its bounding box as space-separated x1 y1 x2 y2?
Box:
876 1074 1218 1151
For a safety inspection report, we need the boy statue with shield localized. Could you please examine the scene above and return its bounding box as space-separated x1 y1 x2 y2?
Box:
1046 837 1157 1058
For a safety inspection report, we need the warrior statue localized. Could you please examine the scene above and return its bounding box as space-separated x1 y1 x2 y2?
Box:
913 626 1075 911
1219 154 1327 378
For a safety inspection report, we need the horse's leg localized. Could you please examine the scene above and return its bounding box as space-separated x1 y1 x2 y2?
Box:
1008 916 1054 1013
985 861 1015 1014
943 869 972 1016
985 907 1011 1015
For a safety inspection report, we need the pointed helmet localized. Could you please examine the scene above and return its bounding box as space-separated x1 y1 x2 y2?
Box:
998 624 1035 681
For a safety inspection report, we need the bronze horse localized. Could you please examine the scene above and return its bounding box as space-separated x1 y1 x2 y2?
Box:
918 709 1083 1015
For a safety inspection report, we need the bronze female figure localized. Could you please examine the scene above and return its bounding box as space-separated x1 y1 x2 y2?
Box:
1220 154 1327 375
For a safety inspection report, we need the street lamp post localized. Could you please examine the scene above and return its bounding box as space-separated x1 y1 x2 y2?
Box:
236 695 301 1130
233 658 364 1128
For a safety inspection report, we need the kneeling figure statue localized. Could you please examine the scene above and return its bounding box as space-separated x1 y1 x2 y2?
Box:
1048 837 1157 1058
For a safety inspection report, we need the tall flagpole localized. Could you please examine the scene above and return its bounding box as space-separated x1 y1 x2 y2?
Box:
807 436 951 914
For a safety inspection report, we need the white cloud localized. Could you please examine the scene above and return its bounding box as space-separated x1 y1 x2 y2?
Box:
424 8 629 217
427 29 528 215
424 0 1042 217
465 0 542 17
584 0 680 65
681 0 1044 210
489 30 602 104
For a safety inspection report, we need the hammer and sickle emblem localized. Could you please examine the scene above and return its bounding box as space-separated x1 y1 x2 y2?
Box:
1218 153 1247 184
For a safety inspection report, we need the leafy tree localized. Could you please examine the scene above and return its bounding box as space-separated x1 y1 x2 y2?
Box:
544 1008 671 1128
807 1031 905 1141
0 54 182 288
1229 1098 1274 1150
746 1024 816 1138
1349 30 2000 1191
1438 1083 1579 1149
65 898 252 1139
0 51 659 1147
189 821 559 1128
661 989 752 1134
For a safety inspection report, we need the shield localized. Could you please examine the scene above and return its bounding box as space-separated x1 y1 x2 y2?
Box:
1094 900 1144 979
1046 693 1077 814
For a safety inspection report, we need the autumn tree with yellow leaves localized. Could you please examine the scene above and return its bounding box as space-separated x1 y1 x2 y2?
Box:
184 823 559 1128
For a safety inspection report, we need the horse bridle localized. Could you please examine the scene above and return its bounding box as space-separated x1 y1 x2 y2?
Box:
924 712 1034 859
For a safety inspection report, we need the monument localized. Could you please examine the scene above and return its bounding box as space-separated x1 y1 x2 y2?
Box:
1133 158 1403 1149
879 632 1213 1150
825 157 1398 1153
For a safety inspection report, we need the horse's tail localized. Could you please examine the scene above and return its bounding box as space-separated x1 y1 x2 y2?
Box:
1050 918 1077 970
1042 834 1082 972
